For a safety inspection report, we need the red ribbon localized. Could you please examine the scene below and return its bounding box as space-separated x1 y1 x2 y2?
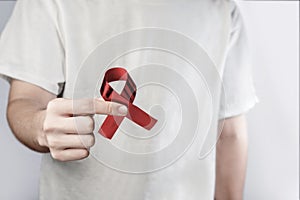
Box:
98 67 158 139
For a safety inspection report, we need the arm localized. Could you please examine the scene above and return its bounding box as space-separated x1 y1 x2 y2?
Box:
7 79 55 152
215 115 248 200
7 79 127 161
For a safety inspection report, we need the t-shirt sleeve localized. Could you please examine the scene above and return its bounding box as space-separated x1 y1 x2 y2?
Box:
0 0 65 95
219 1 259 119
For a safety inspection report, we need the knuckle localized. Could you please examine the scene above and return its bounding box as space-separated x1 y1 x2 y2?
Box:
92 99 98 107
87 117 95 132
87 135 95 147
53 98 65 103
81 135 93 148
83 99 95 113
36 133 48 147
47 98 65 112
47 99 58 110
47 136 59 149
82 150 89 158
106 102 113 114
43 120 55 133
46 101 54 111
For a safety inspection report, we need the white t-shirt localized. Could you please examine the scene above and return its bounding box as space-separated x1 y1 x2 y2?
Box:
0 0 258 199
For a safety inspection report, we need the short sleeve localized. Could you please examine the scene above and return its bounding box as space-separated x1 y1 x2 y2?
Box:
219 1 259 119
0 0 65 95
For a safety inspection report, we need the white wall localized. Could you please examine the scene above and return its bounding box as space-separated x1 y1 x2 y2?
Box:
0 1 298 199
237 1 299 199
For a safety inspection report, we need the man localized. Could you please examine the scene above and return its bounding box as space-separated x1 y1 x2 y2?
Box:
0 0 258 199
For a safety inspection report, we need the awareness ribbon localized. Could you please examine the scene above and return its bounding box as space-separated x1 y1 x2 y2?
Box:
98 67 157 139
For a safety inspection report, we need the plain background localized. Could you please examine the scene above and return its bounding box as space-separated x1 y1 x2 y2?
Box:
0 1 298 199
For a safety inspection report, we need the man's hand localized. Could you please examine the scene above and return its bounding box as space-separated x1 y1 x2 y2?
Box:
39 98 127 161
7 79 127 161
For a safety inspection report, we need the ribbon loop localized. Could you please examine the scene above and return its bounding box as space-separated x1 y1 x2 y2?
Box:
98 67 158 139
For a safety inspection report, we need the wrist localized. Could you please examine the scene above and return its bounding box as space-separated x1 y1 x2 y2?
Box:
33 110 50 153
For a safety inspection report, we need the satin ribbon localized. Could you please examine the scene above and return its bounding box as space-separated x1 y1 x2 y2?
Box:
98 67 158 139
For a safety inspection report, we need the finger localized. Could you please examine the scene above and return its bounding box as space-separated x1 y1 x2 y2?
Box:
62 116 95 134
47 134 95 149
45 115 94 134
94 98 128 116
52 98 127 116
51 149 89 162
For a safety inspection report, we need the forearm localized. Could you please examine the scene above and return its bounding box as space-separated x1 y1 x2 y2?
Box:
215 115 248 200
7 98 49 153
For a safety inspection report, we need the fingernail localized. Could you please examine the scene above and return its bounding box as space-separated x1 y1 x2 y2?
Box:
118 105 128 115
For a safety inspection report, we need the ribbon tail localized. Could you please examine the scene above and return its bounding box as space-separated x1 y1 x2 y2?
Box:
127 104 158 130
99 115 125 139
